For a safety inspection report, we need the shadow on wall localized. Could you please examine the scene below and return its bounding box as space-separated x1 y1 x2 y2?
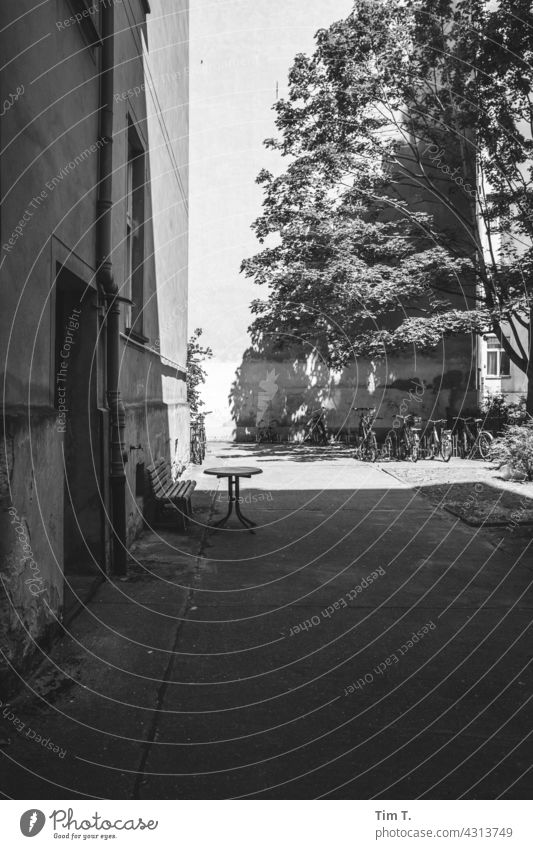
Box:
229 343 476 443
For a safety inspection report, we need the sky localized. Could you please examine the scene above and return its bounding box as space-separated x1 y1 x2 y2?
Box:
189 0 353 437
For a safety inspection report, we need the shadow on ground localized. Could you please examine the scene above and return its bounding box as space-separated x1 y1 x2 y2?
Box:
1 445 532 800
414 482 533 528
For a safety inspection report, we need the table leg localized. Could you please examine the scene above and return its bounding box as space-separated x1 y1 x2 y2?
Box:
234 477 256 532
212 475 234 528
211 476 256 532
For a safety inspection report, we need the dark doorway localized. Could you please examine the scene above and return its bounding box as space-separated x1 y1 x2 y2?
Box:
55 266 104 606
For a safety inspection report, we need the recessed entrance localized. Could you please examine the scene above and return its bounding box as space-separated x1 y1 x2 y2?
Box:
54 266 104 613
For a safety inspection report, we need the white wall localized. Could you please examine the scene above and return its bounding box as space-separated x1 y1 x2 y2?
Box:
189 0 353 439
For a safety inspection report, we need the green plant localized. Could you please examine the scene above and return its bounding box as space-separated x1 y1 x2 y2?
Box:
242 0 533 409
187 328 213 415
482 394 527 430
490 419 533 480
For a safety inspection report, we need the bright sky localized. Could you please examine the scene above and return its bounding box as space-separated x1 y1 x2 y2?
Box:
189 0 353 435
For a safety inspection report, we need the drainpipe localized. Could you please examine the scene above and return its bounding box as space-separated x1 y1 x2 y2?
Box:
96 3 128 575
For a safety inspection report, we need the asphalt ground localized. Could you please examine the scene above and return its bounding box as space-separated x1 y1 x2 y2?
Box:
1 443 531 799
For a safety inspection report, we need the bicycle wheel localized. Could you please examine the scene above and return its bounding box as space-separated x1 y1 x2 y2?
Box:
382 436 393 460
425 439 435 460
364 438 377 462
410 442 419 462
477 431 493 460
440 437 452 462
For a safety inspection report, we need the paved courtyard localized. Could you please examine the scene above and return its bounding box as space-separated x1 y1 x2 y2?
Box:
2 443 531 799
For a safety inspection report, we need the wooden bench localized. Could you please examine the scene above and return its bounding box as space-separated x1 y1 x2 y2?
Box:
146 458 196 531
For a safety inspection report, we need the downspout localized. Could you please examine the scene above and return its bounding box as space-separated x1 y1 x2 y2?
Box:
96 3 128 575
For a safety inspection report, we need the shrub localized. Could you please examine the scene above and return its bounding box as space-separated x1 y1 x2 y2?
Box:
481 394 527 433
490 418 533 481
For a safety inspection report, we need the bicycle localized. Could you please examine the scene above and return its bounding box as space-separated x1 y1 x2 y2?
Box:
256 418 280 444
451 416 493 459
303 408 329 446
190 411 211 464
190 417 206 464
353 407 381 462
386 414 420 462
421 418 453 462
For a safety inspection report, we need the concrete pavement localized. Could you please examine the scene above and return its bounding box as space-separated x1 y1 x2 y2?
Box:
1 442 531 799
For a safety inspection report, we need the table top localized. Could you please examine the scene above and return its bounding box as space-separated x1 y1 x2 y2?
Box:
204 466 263 478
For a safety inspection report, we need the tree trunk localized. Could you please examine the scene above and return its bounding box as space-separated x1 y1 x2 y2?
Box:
526 369 533 416
526 312 533 417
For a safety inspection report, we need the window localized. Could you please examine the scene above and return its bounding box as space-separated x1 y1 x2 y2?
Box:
125 119 146 339
66 0 102 47
485 335 510 377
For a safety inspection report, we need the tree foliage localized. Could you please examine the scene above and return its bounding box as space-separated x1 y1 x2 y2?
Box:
242 0 533 401
186 328 213 415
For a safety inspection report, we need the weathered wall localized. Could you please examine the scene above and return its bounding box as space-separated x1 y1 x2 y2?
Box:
0 0 190 682
0 0 104 683
0 415 63 677
113 0 190 498
146 0 190 471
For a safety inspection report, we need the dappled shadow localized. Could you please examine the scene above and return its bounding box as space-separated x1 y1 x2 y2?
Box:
212 443 358 463
228 339 478 446
228 343 363 444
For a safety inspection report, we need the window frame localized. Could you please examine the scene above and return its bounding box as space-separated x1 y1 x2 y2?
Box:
485 334 511 378
65 0 102 49
124 116 147 342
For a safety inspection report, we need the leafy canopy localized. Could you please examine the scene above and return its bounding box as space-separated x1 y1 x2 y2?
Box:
243 0 533 377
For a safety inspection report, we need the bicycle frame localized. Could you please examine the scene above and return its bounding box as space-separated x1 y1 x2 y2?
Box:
354 408 380 461
452 416 492 459
390 413 420 461
256 419 279 444
422 418 452 461
303 409 329 445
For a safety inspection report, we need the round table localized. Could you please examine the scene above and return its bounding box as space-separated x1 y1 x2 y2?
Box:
204 466 263 531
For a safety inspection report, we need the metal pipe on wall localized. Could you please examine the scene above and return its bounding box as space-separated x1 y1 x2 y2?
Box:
96 2 128 575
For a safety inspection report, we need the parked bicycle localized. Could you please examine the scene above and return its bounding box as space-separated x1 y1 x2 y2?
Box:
353 407 381 462
303 408 329 445
256 418 280 444
190 411 211 464
384 414 421 462
421 418 453 462
451 416 493 459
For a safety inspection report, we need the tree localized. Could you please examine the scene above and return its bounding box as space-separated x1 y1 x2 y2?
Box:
242 0 533 408
186 328 213 415
244 189 473 368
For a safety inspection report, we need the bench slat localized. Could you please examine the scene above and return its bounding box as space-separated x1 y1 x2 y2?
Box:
146 457 195 532
151 468 172 483
147 459 166 474
182 481 197 497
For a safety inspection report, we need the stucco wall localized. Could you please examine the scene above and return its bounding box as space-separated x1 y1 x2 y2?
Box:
0 0 190 683
0 415 63 679
232 339 477 442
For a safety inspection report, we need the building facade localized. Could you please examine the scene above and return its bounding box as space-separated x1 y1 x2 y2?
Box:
0 0 189 684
